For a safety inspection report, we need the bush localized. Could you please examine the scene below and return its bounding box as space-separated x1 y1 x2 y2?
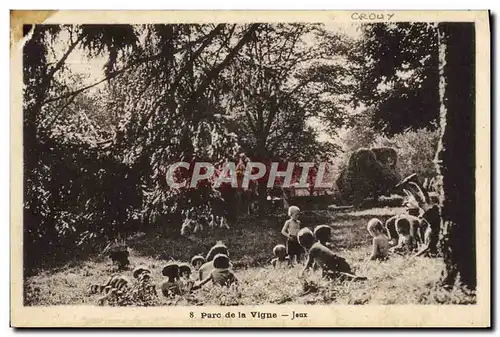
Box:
332 125 440 186
372 127 440 180
23 139 144 274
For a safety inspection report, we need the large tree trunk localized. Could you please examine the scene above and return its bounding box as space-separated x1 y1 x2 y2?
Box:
23 26 50 277
436 23 476 289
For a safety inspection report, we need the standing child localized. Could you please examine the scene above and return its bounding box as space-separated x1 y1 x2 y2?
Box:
208 214 217 228
366 218 390 261
192 212 204 234
281 205 303 264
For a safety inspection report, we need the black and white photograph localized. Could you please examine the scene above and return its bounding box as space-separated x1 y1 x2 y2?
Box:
10 10 490 327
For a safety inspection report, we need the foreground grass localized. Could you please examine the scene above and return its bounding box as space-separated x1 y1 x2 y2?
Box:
24 207 476 306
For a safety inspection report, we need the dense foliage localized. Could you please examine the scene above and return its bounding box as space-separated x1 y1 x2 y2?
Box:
353 23 440 135
333 107 440 187
23 23 357 271
22 20 475 293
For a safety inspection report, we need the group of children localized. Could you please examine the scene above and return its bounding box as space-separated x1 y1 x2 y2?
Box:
92 241 239 305
185 200 429 287
180 207 231 237
276 205 366 281
89 266 158 305
93 202 430 305
368 203 431 261
273 203 430 281
160 241 237 298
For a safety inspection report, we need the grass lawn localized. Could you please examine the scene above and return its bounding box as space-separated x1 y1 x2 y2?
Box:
23 206 476 306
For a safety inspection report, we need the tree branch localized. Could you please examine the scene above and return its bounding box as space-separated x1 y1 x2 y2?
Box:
41 32 213 107
136 25 227 131
41 54 161 106
44 94 78 130
282 80 311 101
244 109 259 134
45 34 84 83
185 24 260 114
263 96 278 138
170 24 226 96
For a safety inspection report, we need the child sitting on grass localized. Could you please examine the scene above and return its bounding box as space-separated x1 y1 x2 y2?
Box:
160 263 182 297
366 218 390 261
179 262 195 292
386 213 424 249
314 225 334 249
389 216 416 255
298 228 367 281
271 244 291 268
192 253 238 290
281 205 303 264
312 225 334 270
198 241 231 281
191 255 205 272
179 263 192 278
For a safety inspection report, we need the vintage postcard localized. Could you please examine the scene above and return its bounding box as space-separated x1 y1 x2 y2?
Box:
10 10 490 327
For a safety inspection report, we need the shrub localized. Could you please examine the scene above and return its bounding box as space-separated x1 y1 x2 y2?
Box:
332 125 440 185
372 127 440 180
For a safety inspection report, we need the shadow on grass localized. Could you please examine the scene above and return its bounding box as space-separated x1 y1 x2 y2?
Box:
25 204 405 277
23 202 478 306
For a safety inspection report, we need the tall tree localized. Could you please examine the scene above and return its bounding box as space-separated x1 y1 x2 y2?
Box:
436 22 476 290
355 23 440 134
218 24 354 212
23 24 140 271
23 23 262 266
